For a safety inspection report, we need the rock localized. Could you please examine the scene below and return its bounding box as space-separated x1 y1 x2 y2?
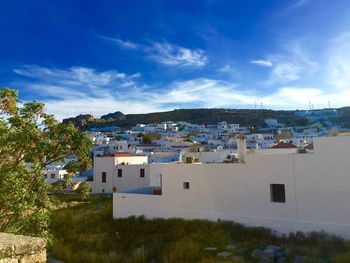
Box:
237 248 247 254
0 233 46 263
217 251 231 257
226 244 236 250
203 247 217 251
251 249 274 262
95 203 106 211
294 255 304 263
232 255 242 261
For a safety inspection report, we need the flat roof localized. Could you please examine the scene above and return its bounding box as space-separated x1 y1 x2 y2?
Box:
96 153 145 157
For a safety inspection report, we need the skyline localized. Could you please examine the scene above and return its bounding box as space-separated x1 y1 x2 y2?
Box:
1 0 350 119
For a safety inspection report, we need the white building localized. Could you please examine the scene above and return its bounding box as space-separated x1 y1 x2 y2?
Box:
43 165 67 184
113 135 350 238
93 153 149 193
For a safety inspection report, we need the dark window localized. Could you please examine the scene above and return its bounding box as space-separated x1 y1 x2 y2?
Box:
51 173 55 179
118 169 122 177
270 184 286 203
102 172 106 183
140 168 145 178
183 182 190 189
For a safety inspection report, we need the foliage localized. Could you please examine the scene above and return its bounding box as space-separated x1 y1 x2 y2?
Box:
113 135 123 141
142 133 161 144
50 179 67 194
329 127 339 136
75 182 91 201
50 196 348 263
294 117 310 126
0 87 92 238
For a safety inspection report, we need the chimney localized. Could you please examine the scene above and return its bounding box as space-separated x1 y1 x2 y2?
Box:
237 134 246 162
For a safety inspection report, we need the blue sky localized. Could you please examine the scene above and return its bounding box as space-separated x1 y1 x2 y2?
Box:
1 0 350 119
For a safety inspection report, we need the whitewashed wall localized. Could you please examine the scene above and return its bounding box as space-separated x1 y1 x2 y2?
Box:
114 136 350 238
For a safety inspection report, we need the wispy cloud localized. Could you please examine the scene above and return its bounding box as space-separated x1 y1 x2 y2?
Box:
100 36 139 49
326 32 350 90
101 35 208 67
250 60 273 67
269 62 303 83
290 0 310 9
14 65 140 92
145 41 208 67
217 64 232 73
13 64 350 120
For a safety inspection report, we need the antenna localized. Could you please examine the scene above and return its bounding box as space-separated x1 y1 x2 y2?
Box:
308 101 312 110
328 100 331 109
254 101 257 110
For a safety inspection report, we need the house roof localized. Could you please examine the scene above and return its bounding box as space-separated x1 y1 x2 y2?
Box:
97 153 144 157
271 142 297 149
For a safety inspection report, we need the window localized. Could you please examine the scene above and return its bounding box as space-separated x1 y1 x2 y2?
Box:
51 173 55 179
183 182 190 189
140 168 145 178
102 172 106 183
270 184 285 203
44 174 47 179
118 169 122 177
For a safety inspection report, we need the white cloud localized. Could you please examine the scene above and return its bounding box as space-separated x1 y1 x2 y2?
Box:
145 41 208 67
14 65 140 92
100 36 208 68
250 60 273 67
270 62 303 83
290 0 310 9
326 32 350 90
100 36 139 49
217 65 232 73
14 65 350 120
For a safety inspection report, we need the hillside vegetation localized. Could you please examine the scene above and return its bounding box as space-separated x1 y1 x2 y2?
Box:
62 107 350 130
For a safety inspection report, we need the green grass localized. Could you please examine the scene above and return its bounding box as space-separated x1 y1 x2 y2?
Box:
49 195 349 263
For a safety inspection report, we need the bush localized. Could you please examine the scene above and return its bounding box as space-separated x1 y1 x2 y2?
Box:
75 182 91 201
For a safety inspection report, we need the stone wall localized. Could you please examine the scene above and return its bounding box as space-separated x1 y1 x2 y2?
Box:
0 233 46 263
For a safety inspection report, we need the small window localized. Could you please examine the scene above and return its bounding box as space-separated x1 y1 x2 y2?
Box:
270 184 286 203
51 173 55 179
44 174 47 179
183 182 190 189
118 169 122 177
140 168 145 178
102 172 106 183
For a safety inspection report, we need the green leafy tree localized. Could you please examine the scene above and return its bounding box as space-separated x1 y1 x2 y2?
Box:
0 88 92 238
50 179 67 194
142 133 161 144
75 182 91 201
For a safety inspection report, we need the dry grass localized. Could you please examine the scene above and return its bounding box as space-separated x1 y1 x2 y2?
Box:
49 195 349 263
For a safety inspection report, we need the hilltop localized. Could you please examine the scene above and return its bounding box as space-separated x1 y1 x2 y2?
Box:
62 107 350 130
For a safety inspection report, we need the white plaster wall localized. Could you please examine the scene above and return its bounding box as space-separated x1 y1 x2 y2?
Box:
115 156 148 165
93 156 151 193
93 156 115 193
114 136 350 238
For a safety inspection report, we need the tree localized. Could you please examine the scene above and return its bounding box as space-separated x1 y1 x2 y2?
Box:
328 127 339 136
50 179 67 194
0 88 92 238
75 182 91 201
142 133 161 144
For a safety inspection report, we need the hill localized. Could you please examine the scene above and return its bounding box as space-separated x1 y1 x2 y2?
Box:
62 107 350 130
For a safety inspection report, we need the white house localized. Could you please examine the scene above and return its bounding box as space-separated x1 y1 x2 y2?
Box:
113 135 350 238
43 165 67 184
93 153 149 193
